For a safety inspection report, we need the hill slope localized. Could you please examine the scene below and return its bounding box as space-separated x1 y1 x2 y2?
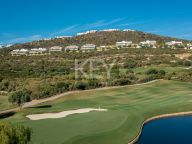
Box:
9 30 187 49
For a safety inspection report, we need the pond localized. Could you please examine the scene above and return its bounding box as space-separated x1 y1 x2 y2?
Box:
137 116 192 144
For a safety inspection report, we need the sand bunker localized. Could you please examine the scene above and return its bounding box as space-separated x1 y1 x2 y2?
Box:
26 108 107 120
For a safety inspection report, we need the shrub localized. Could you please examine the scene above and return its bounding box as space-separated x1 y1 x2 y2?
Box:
113 79 132 86
0 122 32 144
56 82 70 93
183 60 191 67
8 89 32 106
146 69 159 75
138 75 158 83
159 70 166 76
74 81 89 90
124 60 137 69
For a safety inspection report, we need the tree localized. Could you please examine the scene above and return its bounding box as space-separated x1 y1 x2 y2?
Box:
113 78 132 86
183 60 191 67
8 89 32 107
56 82 70 93
0 122 32 144
74 81 89 90
146 69 159 75
159 70 166 76
124 60 137 69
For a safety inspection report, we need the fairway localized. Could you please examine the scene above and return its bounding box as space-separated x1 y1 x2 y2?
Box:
5 80 192 144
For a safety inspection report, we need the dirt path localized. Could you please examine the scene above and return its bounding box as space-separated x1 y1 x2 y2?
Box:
0 79 162 115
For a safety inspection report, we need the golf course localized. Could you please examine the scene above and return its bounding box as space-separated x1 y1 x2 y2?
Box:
1 79 192 144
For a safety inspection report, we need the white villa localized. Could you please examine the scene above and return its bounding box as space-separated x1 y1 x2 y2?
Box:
29 48 47 55
116 41 132 48
55 36 72 39
11 49 29 56
165 41 183 46
123 29 135 32
102 29 120 32
186 43 192 49
81 44 96 50
65 45 79 51
77 30 97 36
140 40 157 48
49 46 63 52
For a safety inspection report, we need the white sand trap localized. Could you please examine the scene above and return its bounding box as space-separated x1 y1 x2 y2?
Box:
26 108 107 120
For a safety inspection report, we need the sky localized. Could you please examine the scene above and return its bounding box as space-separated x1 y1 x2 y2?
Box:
0 0 192 44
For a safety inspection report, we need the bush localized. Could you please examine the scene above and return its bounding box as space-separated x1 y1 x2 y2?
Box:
88 79 102 88
138 75 158 83
146 69 159 75
145 69 166 78
0 122 32 144
113 79 132 86
38 85 56 99
56 82 70 93
9 89 32 106
159 70 166 76
124 60 137 69
183 60 191 67
74 81 89 90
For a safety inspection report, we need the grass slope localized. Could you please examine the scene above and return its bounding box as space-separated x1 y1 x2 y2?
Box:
0 95 15 111
4 80 192 144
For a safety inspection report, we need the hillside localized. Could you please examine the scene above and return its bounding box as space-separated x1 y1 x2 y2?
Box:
0 30 192 105
8 30 188 50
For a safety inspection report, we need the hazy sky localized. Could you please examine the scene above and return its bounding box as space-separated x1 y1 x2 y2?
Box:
0 0 192 44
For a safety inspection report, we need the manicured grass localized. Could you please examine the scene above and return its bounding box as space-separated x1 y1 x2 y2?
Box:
4 80 192 144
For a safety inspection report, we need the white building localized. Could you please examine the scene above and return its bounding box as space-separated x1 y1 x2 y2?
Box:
116 41 132 48
11 49 29 56
140 40 157 48
76 32 86 36
187 43 192 49
165 41 183 46
55 36 72 39
49 46 63 52
65 45 79 51
43 38 52 41
100 46 107 48
77 30 97 36
123 29 135 32
102 29 120 32
85 30 97 34
29 48 47 55
81 44 96 50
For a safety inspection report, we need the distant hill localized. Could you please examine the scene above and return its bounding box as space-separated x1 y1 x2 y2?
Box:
7 30 190 50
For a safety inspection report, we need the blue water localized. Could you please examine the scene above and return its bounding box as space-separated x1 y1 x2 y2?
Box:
137 116 192 144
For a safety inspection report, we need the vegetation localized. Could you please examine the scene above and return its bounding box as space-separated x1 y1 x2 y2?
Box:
1 80 192 144
0 95 15 111
0 31 192 144
0 48 191 104
0 122 32 144
8 89 32 107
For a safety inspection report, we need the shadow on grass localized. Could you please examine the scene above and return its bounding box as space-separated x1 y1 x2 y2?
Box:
0 111 16 119
30 105 52 109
